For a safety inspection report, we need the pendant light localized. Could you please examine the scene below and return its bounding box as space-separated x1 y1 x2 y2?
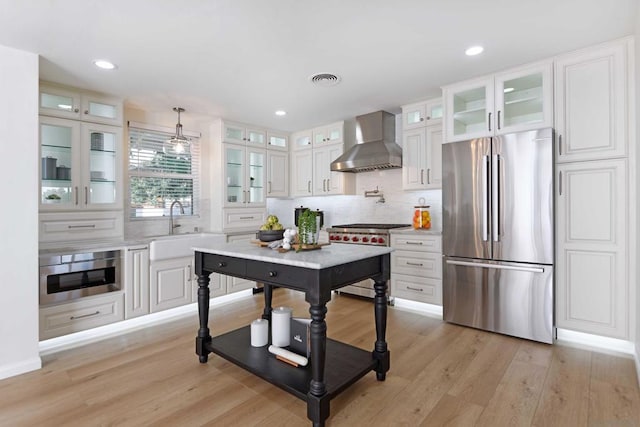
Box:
168 107 189 154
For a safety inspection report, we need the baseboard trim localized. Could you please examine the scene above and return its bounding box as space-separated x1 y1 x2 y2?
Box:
392 298 443 318
39 290 253 356
0 356 42 380
555 328 635 357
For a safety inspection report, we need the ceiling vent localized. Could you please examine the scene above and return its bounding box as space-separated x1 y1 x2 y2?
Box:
309 73 342 87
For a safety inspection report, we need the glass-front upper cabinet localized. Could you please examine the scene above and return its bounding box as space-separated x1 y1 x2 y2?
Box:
402 98 443 130
444 61 552 142
223 121 266 146
39 82 123 126
266 131 288 150
224 146 266 207
40 116 122 210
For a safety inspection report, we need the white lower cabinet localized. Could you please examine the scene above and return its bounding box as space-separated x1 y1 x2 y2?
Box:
149 257 194 313
124 245 150 319
556 159 628 338
40 292 125 340
390 233 442 305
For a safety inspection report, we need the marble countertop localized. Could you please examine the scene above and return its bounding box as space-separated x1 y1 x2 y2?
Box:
193 241 393 270
389 228 441 235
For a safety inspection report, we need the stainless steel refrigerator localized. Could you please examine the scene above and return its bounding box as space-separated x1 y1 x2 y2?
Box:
442 128 554 344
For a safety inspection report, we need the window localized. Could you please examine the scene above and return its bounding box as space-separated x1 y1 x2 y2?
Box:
128 126 200 219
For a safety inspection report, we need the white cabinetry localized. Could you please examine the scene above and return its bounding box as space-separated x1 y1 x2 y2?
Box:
39 82 123 126
390 233 442 305
555 40 630 162
443 61 553 142
292 129 313 150
402 98 443 190
267 150 289 197
291 148 313 196
124 245 150 319
312 143 345 195
267 131 288 150
556 159 628 338
224 144 266 207
149 257 193 313
312 121 344 146
402 99 443 129
39 292 125 340
553 37 634 340
223 121 266 146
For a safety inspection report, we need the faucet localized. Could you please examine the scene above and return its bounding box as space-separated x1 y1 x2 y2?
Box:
169 200 185 235
364 186 386 203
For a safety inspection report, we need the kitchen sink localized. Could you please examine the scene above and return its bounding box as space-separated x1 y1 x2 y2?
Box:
149 232 226 261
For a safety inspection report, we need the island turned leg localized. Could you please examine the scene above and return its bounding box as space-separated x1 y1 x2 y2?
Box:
373 279 390 381
262 283 273 321
195 273 212 363
307 303 330 427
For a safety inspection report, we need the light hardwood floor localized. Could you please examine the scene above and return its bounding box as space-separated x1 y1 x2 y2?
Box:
1 289 639 426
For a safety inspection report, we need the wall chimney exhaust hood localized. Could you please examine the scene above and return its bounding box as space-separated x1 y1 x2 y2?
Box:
330 110 402 173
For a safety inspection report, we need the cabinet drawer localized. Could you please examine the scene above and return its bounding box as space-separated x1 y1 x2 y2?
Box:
40 211 123 243
391 274 442 305
390 234 441 252
222 208 266 231
40 292 124 339
391 250 442 278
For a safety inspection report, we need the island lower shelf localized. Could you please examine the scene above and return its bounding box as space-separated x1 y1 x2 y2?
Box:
206 325 378 400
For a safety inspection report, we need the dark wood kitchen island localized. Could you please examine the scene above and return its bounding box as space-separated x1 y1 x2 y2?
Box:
192 241 393 427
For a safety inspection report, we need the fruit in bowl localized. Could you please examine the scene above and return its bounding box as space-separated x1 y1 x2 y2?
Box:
258 215 285 241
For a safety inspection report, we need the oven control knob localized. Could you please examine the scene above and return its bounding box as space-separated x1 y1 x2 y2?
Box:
362 237 369 243
377 237 385 244
342 236 350 241
352 236 359 242
370 237 377 243
329 235 335 240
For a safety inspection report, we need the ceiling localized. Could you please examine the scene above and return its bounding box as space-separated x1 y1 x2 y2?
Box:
0 0 637 132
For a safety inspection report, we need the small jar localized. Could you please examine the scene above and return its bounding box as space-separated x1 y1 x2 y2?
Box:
413 199 431 230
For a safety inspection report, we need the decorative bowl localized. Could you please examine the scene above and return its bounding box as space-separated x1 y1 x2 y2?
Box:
257 230 285 242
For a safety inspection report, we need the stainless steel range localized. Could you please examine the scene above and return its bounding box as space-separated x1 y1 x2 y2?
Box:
327 223 411 299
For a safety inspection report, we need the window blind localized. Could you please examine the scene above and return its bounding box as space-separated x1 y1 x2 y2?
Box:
128 126 200 219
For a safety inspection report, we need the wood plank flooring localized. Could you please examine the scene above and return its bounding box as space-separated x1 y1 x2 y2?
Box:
1 289 639 426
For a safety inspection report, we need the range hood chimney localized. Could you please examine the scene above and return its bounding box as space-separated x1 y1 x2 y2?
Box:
330 110 402 173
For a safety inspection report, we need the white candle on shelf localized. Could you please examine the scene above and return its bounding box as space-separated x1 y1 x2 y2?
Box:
271 306 292 347
250 318 269 347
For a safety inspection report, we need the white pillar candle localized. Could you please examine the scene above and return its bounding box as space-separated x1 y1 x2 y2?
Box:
271 306 293 347
250 318 269 347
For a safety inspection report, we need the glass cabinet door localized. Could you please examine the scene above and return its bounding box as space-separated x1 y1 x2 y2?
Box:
39 85 81 119
246 128 266 146
247 149 265 204
40 117 80 207
494 63 552 134
225 146 245 205
83 123 120 206
447 77 494 141
267 132 288 150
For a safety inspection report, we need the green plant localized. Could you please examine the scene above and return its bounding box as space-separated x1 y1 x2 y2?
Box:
297 209 317 248
46 194 61 200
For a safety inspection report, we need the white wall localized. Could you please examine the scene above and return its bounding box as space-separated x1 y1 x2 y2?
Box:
635 5 640 384
0 45 41 379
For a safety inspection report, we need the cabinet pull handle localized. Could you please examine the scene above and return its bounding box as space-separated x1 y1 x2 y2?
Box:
406 262 424 267
268 271 277 277
268 181 272 194
71 311 100 320
308 180 311 193
75 186 79 205
68 224 96 229
406 241 423 245
218 262 226 268
243 191 247 203
559 171 562 196
323 179 326 192
406 286 423 292
74 107 79 113
187 265 192 282
488 112 492 132
497 110 501 130
127 246 148 251
558 134 562 156
420 169 424 185
239 216 255 220
84 186 88 205
326 178 330 191
427 168 431 184
84 110 89 115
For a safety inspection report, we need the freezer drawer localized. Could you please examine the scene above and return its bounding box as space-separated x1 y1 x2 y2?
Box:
443 257 554 343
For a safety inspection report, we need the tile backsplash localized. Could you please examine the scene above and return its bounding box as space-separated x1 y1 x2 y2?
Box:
267 169 442 231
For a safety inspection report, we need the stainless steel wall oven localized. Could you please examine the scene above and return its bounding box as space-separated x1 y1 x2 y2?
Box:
39 250 121 305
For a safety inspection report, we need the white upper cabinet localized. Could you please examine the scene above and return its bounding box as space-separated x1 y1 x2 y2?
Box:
223 145 266 207
291 129 313 150
402 98 443 129
312 121 344 146
290 149 313 197
554 39 630 162
267 150 289 197
223 121 266 146
266 131 288 151
443 61 552 142
40 82 123 126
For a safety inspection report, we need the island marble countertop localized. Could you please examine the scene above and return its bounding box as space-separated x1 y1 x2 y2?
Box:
192 241 393 270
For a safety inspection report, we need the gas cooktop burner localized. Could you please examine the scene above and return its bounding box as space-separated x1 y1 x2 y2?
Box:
330 223 411 230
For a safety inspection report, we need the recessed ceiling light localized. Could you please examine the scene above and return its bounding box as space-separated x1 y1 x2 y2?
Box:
465 46 484 56
93 59 117 70
503 87 515 93
275 110 287 116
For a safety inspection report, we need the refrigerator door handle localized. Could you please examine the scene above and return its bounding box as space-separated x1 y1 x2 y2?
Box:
482 155 489 242
446 259 545 274
492 154 500 242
